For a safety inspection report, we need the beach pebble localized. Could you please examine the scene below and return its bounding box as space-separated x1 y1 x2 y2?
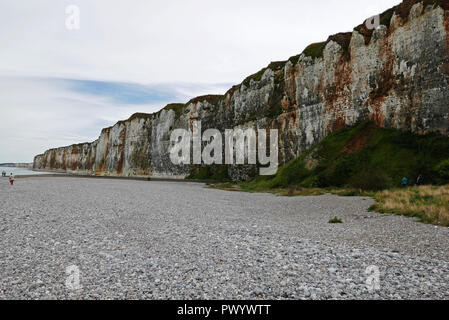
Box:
0 177 448 299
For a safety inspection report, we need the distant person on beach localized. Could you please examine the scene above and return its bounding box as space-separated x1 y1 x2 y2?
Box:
9 173 14 186
416 174 423 186
1 170 5 177
402 177 408 187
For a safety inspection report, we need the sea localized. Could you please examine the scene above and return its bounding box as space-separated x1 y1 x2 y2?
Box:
0 167 53 176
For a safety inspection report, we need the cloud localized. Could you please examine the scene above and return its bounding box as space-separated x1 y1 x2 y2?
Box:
0 0 402 83
0 0 402 162
0 76 230 162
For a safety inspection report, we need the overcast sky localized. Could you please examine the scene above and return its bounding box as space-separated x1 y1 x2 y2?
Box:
0 0 401 162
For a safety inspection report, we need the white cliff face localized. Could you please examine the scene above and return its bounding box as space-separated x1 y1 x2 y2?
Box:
34 1 449 180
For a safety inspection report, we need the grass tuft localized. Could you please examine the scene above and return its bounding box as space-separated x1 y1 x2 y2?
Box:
303 42 327 59
329 216 343 224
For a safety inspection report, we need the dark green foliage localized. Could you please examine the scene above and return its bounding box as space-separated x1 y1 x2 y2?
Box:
348 170 390 191
163 97 224 118
127 113 154 121
242 68 269 87
266 76 285 119
328 217 343 224
301 33 352 60
267 61 287 71
188 95 224 106
425 0 449 10
288 54 301 65
241 61 287 87
163 103 187 117
328 33 352 53
435 160 449 179
302 42 327 59
187 165 230 181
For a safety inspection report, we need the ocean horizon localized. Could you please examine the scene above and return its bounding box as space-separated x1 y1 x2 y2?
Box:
0 166 51 176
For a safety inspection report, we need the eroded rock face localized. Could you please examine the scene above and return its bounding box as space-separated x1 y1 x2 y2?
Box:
34 1 449 180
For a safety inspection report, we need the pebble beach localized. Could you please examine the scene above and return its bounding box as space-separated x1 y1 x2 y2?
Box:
0 177 448 299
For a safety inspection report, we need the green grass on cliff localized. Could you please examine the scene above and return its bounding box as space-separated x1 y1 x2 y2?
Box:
302 42 328 59
163 103 187 117
354 0 449 45
237 122 449 191
241 61 287 87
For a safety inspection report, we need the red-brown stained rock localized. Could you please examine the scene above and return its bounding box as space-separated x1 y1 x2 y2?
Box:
117 127 127 175
281 96 291 112
85 149 93 171
342 123 377 154
441 63 449 75
328 33 353 60
332 116 347 132
67 146 79 170
280 66 298 130
284 65 298 106
188 94 223 105
370 96 387 127
98 140 109 174
71 162 79 171
32 1 449 178
226 85 240 99
61 151 67 170
397 0 419 20
324 51 353 133
445 10 449 56
49 152 56 169
353 0 449 45
280 96 298 132
367 34 395 127
189 102 199 132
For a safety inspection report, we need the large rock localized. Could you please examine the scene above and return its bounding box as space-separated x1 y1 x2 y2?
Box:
34 0 449 181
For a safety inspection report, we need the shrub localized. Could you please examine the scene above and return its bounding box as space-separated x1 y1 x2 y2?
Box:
348 170 389 191
323 156 356 187
435 159 449 180
187 165 230 181
328 217 343 224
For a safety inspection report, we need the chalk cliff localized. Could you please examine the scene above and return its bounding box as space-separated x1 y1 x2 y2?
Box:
34 0 449 180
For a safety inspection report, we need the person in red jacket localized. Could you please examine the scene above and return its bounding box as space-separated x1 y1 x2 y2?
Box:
9 173 15 186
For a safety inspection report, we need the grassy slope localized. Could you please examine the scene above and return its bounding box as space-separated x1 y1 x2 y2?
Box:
243 122 449 191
